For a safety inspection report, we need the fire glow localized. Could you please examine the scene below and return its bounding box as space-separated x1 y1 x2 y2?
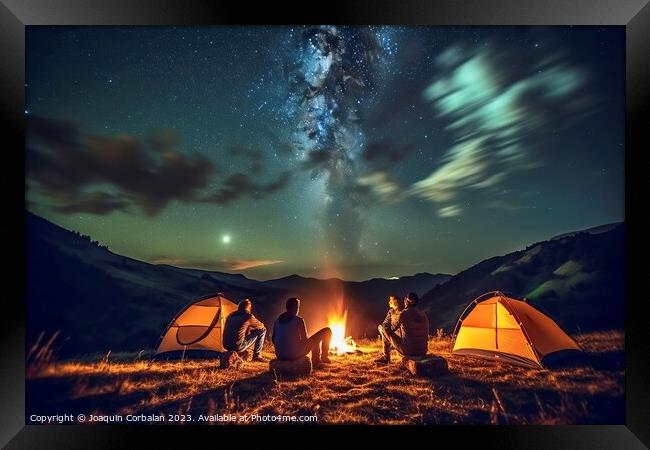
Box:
328 310 357 355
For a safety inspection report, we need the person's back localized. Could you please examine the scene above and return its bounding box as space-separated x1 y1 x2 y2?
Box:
399 304 429 356
223 309 253 350
272 297 332 367
272 312 307 360
222 299 267 361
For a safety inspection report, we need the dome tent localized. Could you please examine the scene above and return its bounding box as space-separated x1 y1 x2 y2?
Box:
451 291 581 368
155 293 238 358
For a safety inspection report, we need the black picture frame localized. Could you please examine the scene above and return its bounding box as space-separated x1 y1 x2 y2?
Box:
3 0 648 448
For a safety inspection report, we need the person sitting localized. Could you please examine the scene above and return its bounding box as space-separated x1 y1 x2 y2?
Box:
376 292 429 365
375 294 404 364
223 298 267 362
272 297 332 369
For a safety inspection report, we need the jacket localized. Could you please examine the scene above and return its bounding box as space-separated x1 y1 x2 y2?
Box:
382 307 403 336
272 312 308 360
223 310 265 351
394 306 429 356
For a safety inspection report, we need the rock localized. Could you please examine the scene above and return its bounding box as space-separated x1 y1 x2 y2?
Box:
220 350 243 369
402 354 449 377
269 356 312 379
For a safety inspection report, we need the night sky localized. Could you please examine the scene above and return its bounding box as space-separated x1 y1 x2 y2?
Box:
26 26 624 281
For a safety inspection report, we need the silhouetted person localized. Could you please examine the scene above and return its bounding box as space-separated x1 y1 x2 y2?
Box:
375 294 404 364
272 297 332 368
376 292 429 365
223 299 267 362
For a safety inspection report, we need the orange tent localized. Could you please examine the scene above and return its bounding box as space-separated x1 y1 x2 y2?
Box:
156 293 238 357
451 291 581 368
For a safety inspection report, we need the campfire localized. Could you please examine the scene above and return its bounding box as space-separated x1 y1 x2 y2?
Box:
328 310 357 355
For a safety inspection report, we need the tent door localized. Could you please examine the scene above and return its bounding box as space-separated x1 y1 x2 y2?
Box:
176 306 222 346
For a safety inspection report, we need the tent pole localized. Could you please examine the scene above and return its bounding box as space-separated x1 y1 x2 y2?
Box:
219 294 225 351
501 296 542 365
495 300 498 349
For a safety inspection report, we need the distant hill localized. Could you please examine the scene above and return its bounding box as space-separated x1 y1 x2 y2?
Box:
265 272 452 337
420 223 624 334
551 222 621 241
265 272 449 296
25 212 450 355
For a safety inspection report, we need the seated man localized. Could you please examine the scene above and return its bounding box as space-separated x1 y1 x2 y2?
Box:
223 299 267 362
375 294 404 364
272 297 332 369
376 292 429 365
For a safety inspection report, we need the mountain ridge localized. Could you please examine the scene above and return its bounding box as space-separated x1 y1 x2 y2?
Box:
26 211 623 355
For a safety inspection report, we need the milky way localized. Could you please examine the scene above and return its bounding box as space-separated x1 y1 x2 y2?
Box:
284 26 396 264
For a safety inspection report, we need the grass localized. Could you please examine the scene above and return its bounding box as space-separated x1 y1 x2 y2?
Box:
526 271 598 299
26 330 624 425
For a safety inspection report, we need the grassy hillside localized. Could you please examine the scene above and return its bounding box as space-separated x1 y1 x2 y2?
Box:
420 224 624 334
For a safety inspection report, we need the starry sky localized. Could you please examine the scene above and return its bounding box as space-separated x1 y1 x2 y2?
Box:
25 26 624 281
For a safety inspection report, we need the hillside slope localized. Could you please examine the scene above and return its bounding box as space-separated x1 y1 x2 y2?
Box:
26 212 287 355
26 212 449 354
420 224 624 334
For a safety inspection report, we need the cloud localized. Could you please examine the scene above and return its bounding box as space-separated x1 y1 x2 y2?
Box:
150 256 284 271
225 259 285 271
409 42 591 215
52 191 130 215
362 140 416 169
437 204 463 217
27 117 216 216
302 149 332 171
229 146 265 175
471 172 506 189
205 171 292 205
356 171 402 203
27 116 295 215
353 42 592 218
409 137 488 203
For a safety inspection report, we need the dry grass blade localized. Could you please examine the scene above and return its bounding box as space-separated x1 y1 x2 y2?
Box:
26 331 623 425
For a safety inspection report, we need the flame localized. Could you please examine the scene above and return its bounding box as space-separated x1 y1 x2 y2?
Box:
327 309 357 355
